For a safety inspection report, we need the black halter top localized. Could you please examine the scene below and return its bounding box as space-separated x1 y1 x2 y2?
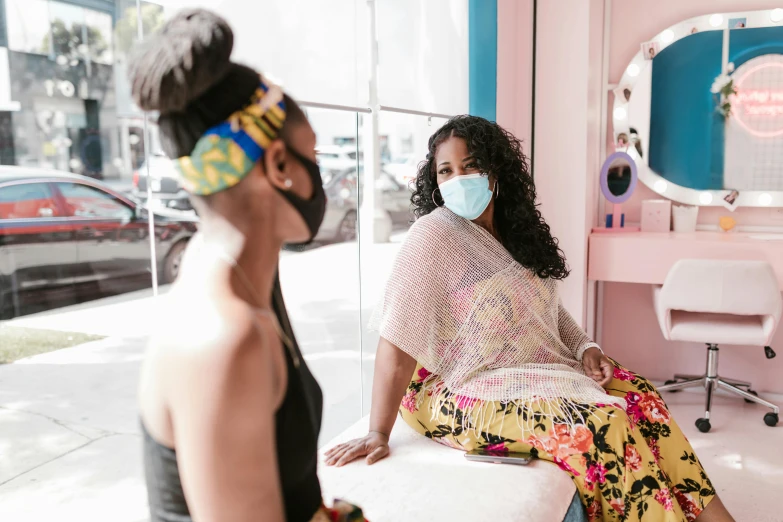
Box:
142 274 324 521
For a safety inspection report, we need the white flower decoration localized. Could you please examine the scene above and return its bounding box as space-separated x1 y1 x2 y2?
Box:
711 73 733 94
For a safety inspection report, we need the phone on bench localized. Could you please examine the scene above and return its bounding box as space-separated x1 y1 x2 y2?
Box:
464 449 533 466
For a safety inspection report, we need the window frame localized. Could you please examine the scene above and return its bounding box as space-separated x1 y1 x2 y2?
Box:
4 0 52 55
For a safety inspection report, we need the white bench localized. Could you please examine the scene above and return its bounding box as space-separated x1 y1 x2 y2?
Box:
319 416 584 522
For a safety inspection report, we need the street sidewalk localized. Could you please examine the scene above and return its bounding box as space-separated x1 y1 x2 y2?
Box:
0 240 401 522
8 240 402 340
0 337 148 522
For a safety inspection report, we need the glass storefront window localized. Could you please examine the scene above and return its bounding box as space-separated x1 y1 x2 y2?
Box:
48 1 88 60
1 2 466 517
4 0 51 55
84 10 114 65
358 112 448 411
0 0 157 327
282 106 363 444
376 0 468 114
160 0 370 107
5 0 117 65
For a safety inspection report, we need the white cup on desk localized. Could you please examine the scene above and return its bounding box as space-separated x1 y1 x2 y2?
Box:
672 204 698 233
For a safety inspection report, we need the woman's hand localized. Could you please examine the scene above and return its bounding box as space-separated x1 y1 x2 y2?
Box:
324 431 390 467
582 347 613 388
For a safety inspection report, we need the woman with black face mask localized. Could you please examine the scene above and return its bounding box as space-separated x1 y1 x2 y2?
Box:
131 10 364 522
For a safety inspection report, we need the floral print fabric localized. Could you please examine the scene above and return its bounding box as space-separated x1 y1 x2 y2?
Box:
310 501 367 522
399 361 715 522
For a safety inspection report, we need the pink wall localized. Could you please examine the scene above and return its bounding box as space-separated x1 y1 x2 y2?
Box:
496 0 534 153
532 0 605 324
601 0 783 394
497 0 604 326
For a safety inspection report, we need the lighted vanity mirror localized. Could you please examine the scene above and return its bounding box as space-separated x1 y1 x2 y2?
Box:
614 8 783 208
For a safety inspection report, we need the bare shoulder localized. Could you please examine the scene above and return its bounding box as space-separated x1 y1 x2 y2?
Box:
149 297 287 407
152 294 269 352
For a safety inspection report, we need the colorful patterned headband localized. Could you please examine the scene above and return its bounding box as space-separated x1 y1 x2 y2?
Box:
174 77 287 196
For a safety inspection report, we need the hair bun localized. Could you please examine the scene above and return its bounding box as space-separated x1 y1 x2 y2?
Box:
129 9 234 114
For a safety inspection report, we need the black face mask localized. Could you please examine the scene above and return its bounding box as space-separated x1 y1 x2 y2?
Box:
278 146 327 245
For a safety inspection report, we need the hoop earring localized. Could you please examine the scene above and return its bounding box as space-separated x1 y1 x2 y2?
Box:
494 180 500 198
432 188 443 207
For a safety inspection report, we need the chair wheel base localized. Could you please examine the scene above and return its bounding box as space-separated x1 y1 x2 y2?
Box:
664 379 681 392
695 418 711 433
764 413 778 427
745 390 759 404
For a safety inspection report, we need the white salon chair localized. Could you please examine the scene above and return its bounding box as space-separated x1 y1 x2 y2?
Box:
654 260 782 433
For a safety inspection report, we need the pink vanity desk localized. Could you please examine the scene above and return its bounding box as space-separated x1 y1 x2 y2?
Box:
588 231 783 289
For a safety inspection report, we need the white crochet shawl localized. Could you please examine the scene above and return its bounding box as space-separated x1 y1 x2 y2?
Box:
371 208 625 433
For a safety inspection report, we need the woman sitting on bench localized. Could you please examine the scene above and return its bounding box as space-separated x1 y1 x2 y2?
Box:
326 116 734 522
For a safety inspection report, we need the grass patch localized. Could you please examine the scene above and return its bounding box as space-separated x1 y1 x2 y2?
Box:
0 325 104 364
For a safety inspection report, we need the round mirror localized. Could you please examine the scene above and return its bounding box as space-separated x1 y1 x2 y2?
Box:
600 152 637 204
607 163 633 197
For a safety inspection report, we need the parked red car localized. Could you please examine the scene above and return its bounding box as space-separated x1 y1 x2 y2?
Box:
0 167 198 319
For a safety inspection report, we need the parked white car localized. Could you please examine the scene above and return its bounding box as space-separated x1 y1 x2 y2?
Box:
384 155 420 188
316 145 361 184
132 153 193 212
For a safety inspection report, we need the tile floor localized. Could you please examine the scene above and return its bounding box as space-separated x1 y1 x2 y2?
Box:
663 390 783 522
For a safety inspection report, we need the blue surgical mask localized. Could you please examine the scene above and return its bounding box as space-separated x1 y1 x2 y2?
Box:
439 173 493 220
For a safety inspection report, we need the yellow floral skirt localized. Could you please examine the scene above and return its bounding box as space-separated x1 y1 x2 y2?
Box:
399 361 715 522
311 501 367 522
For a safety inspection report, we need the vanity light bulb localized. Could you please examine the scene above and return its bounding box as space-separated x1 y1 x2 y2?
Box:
699 192 713 205
709 14 724 27
759 193 773 206
627 63 641 77
661 30 675 44
654 180 668 193
613 107 628 121
772 9 783 23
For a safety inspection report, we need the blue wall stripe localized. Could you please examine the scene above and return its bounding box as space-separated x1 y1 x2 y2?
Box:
469 0 497 121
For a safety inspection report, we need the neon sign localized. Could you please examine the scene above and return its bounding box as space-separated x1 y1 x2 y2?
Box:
735 90 783 116
732 62 783 138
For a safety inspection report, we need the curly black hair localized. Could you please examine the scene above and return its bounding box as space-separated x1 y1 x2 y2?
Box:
411 115 570 280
